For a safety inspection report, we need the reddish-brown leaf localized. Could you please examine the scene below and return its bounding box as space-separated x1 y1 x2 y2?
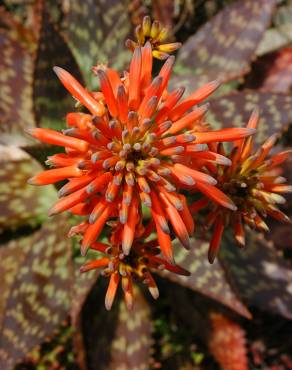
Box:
158 238 251 318
0 214 73 370
173 0 276 92
62 0 132 87
208 91 292 144
209 312 248 370
220 233 292 319
106 287 152 370
245 47 292 93
151 0 174 28
33 3 84 132
70 259 98 328
70 259 98 370
0 145 57 232
0 11 36 146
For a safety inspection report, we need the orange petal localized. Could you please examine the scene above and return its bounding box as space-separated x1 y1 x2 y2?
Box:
66 112 92 129
150 190 170 234
46 153 83 167
81 204 113 255
268 184 292 193
159 192 190 249
122 197 139 255
89 199 107 224
129 47 142 110
140 41 153 88
166 104 209 135
169 80 220 121
105 272 120 310
117 85 128 124
155 87 185 124
270 150 292 168
138 76 162 116
157 55 175 96
80 257 109 272
178 194 194 234
26 127 89 152
90 242 110 252
193 128 256 144
155 224 174 265
86 172 112 194
173 163 217 185
97 69 118 117
188 151 232 166
189 198 209 213
48 187 88 216
70 202 92 216
58 171 99 197
53 66 105 116
144 272 159 299
233 214 245 247
195 182 237 211
28 165 82 185
149 255 190 276
247 108 259 129
208 216 224 264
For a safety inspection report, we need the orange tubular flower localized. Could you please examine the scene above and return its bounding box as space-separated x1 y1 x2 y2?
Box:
80 221 189 310
27 31 254 269
192 109 292 263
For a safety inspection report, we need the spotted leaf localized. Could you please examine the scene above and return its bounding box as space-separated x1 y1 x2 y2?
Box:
0 11 36 146
0 214 73 370
158 238 251 318
256 0 292 56
33 4 84 131
62 0 132 87
173 0 276 93
208 91 292 144
70 259 98 327
70 259 98 370
0 145 57 232
106 286 152 370
220 233 292 319
245 47 292 93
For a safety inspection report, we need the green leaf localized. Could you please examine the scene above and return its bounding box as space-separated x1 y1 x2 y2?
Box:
62 0 132 88
220 233 292 319
158 238 251 318
173 0 276 93
0 214 73 370
0 146 57 232
208 91 292 143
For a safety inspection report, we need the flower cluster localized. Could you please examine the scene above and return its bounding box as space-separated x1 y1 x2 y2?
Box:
27 16 290 309
191 109 292 263
126 15 181 60
80 221 189 310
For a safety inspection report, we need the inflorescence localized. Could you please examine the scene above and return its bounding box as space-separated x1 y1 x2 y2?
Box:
27 16 291 309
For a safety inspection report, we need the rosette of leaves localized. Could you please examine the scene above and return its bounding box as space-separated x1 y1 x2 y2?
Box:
0 0 292 369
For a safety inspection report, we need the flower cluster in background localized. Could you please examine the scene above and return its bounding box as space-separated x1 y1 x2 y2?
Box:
27 16 291 310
